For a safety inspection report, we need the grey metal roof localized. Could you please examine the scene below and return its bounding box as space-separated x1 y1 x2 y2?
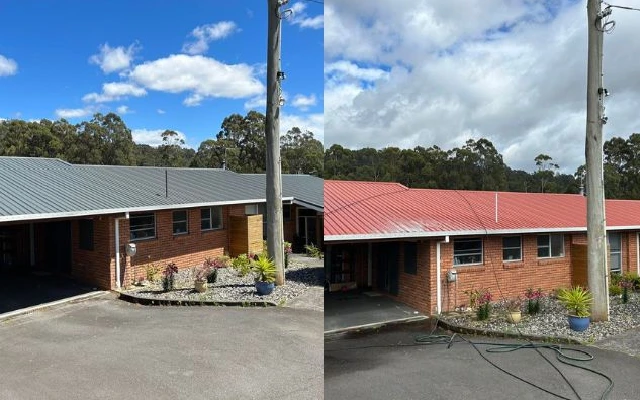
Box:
0 157 323 222
243 174 324 211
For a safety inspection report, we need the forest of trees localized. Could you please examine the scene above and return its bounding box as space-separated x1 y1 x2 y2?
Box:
0 111 324 176
323 135 640 200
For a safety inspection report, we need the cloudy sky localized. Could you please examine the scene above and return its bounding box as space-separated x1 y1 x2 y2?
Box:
325 0 640 173
0 0 323 147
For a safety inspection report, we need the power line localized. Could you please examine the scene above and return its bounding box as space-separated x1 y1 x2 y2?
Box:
301 0 323 4
604 2 640 11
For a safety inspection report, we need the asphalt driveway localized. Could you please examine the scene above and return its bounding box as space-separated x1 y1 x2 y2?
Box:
0 294 323 400
325 322 640 400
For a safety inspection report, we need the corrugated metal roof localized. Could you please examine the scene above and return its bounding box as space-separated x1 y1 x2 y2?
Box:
243 174 324 210
325 180 640 241
0 157 323 222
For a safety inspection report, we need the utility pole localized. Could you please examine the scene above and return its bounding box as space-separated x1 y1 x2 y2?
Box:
266 0 285 285
585 0 609 321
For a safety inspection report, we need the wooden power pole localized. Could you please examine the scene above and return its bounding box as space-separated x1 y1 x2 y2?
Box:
266 0 285 285
585 0 609 321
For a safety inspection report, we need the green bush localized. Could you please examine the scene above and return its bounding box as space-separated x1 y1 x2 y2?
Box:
304 243 323 259
557 286 592 317
231 254 252 277
609 284 622 296
610 272 622 286
622 272 640 290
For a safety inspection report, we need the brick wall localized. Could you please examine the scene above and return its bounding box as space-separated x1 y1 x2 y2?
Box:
396 241 433 314
114 205 245 289
71 217 113 289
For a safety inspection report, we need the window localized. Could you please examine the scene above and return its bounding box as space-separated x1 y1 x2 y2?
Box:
130 213 156 241
453 238 483 266
79 219 94 250
537 234 564 258
245 204 259 215
283 204 291 221
201 207 223 230
404 242 418 274
608 232 622 273
172 210 188 235
502 236 521 261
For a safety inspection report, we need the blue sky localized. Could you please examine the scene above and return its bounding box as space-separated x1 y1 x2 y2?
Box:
0 0 323 148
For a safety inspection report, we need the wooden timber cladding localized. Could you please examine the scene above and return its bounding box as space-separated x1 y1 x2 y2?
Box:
229 215 263 257
571 244 588 287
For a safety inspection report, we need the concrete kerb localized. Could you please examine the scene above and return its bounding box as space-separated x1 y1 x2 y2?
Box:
117 291 278 307
324 315 429 338
0 291 110 323
436 317 584 345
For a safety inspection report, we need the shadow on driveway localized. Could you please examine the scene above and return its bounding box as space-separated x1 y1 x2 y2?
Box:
0 271 95 314
325 291 425 333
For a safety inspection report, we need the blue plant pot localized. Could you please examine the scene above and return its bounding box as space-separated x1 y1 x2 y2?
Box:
255 281 275 296
568 315 590 332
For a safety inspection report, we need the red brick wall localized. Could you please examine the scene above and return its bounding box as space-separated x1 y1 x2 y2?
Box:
114 205 243 288
396 241 433 314
439 234 573 313
71 217 113 289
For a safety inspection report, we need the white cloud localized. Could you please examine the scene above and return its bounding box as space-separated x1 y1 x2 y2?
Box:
290 2 323 29
89 42 139 73
244 95 265 110
83 82 147 103
128 54 264 104
324 0 640 173
55 107 95 119
291 94 317 111
157 109 166 114
182 21 239 55
116 105 131 114
131 128 189 147
281 113 324 144
0 55 18 76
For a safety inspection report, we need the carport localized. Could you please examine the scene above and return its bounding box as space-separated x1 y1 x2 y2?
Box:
324 291 426 334
0 219 95 314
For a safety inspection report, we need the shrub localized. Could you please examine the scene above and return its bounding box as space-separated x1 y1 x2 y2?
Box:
284 241 292 269
232 254 252 277
524 288 544 315
610 272 622 287
162 262 179 291
476 290 492 321
609 283 622 296
622 272 640 291
145 262 161 282
304 243 322 259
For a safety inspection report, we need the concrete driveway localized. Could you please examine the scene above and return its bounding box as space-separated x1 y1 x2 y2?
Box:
0 294 323 400
325 322 640 400
325 292 425 333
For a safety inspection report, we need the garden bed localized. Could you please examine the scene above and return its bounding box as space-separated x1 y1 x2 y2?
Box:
440 293 640 343
122 255 323 306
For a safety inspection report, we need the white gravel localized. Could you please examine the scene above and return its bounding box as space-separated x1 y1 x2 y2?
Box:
441 293 640 343
123 255 323 305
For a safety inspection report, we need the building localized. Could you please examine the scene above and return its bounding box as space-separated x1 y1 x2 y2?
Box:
0 157 323 290
324 180 640 315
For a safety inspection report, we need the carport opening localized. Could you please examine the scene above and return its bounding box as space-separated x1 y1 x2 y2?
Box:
1 220 94 314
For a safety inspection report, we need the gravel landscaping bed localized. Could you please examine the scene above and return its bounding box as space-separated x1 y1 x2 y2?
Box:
440 293 640 343
123 255 323 306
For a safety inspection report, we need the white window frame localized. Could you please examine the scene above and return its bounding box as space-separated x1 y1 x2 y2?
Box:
130 213 156 241
537 234 565 258
502 235 522 262
201 207 223 231
453 238 483 266
172 210 189 236
245 204 259 215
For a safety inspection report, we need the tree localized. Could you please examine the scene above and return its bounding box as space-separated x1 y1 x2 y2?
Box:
216 111 266 173
280 127 323 176
534 154 559 193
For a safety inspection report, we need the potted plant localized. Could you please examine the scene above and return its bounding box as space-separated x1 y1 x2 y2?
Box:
505 297 522 324
557 286 593 331
253 254 276 295
193 263 211 293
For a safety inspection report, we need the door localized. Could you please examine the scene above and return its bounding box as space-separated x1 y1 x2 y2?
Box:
44 221 72 275
375 243 399 295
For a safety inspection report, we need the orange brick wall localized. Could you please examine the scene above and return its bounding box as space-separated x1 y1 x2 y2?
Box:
114 205 244 288
396 241 434 314
71 217 113 289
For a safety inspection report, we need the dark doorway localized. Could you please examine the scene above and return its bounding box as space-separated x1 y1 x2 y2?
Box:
42 221 72 275
375 243 399 295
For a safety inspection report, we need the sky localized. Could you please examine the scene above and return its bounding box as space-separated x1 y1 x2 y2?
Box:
0 0 323 148
324 0 640 174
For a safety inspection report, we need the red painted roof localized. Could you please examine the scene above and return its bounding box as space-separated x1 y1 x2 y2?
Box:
324 180 640 241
